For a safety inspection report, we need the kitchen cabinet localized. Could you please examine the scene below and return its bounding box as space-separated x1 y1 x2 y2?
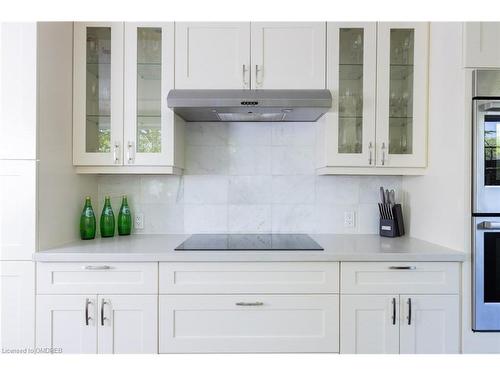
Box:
175 22 251 89
175 22 325 90
37 294 157 354
36 261 158 354
341 294 459 354
1 261 35 352
73 22 183 173
159 294 339 353
464 22 500 68
340 262 460 354
341 295 399 354
0 23 37 160
318 22 429 174
250 22 326 89
0 160 36 261
37 295 97 354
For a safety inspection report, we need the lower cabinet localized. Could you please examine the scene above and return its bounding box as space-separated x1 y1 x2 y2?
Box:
1 261 35 352
36 294 157 354
340 294 459 354
159 294 339 353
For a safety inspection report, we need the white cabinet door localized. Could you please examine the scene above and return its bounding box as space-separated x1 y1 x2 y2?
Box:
0 23 37 160
73 22 124 166
376 22 429 168
399 295 459 354
464 22 500 68
251 22 326 89
159 294 339 353
124 23 178 166
36 295 97 354
175 22 251 89
340 295 399 354
98 295 157 354
0 160 36 260
0 261 35 351
323 22 377 167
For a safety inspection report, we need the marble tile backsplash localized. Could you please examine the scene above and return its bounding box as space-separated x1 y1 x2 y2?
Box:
97 122 402 234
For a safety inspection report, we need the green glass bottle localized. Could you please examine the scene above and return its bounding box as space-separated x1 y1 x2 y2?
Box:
117 195 132 236
80 196 96 240
100 196 115 237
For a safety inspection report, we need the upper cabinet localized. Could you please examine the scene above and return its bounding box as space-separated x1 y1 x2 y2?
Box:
464 22 500 68
175 22 326 90
318 22 429 174
73 22 184 173
175 23 251 89
376 23 428 168
250 22 326 89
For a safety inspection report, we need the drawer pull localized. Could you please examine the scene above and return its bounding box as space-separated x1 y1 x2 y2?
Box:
388 266 416 270
84 265 112 270
235 302 264 307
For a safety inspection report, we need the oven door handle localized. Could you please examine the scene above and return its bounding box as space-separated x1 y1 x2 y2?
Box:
482 221 500 230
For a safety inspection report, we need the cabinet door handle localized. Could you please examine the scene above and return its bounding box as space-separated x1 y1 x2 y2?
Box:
389 266 416 270
242 64 248 87
392 297 396 325
127 141 135 164
255 65 263 86
84 265 112 270
368 142 373 165
407 298 412 325
113 142 120 164
381 142 386 166
85 298 93 326
101 299 108 326
235 302 264 307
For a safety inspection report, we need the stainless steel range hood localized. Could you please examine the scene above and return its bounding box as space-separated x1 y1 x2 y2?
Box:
167 89 332 122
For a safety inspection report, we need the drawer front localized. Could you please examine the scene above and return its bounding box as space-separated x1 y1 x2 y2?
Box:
341 262 460 294
159 294 339 353
37 262 157 294
159 262 339 294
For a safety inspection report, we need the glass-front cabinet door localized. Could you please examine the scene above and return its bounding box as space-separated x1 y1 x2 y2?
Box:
124 23 175 166
73 23 124 166
324 23 377 167
376 23 429 168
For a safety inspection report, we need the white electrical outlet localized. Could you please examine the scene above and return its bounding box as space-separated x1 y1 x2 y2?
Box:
344 211 355 228
134 213 144 230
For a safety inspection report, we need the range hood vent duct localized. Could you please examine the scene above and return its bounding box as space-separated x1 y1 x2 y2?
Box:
167 89 332 122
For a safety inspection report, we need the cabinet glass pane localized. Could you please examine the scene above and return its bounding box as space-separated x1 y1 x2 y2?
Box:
86 27 111 153
137 28 162 153
388 29 414 155
338 28 363 154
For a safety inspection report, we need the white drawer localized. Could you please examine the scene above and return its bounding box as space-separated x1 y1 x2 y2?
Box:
159 294 339 353
159 262 339 294
341 262 460 294
37 262 157 294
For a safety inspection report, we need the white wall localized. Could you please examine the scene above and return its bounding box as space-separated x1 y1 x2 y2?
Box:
98 122 402 234
37 22 97 250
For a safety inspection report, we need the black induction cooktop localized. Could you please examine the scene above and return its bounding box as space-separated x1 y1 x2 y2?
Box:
175 234 323 251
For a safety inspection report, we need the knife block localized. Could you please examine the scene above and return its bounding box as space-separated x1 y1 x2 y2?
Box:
379 204 405 238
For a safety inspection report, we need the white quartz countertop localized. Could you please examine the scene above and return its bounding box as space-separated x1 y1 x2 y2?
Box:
33 234 465 262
